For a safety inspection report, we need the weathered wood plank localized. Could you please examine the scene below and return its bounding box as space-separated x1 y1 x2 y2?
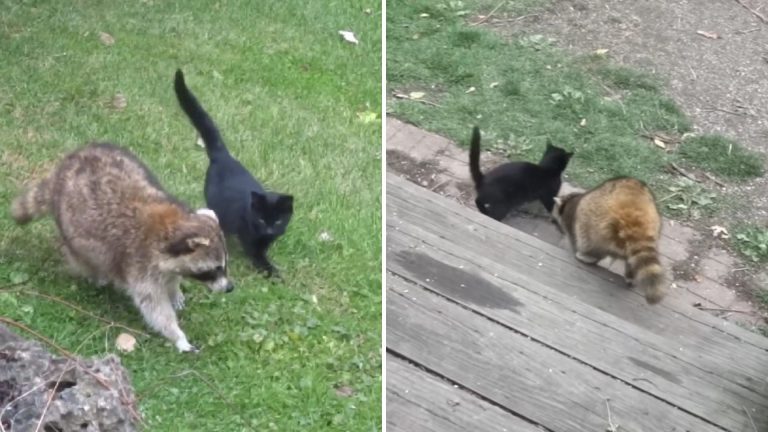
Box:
386 354 544 432
387 172 768 351
387 250 768 431
386 282 725 432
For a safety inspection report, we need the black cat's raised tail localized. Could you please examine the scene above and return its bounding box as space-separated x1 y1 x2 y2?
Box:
469 126 484 188
174 69 227 158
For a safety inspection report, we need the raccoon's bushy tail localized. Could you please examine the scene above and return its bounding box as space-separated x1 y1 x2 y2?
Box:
627 241 666 304
173 69 228 159
11 175 53 225
469 126 484 188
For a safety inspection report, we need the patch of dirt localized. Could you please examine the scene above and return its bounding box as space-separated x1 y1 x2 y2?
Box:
386 149 445 190
387 148 477 207
484 0 768 227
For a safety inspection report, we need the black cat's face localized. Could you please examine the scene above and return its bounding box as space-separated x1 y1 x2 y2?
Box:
249 192 294 238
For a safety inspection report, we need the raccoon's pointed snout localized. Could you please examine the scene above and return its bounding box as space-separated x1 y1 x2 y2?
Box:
208 276 234 293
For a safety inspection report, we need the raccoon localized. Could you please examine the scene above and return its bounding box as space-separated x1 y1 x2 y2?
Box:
11 143 233 352
469 126 573 220
551 177 666 304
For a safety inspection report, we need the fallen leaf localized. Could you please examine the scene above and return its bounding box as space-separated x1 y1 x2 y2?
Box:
393 92 409 99
319 231 334 242
409 91 425 99
357 111 378 123
196 135 205 148
593 48 609 55
335 385 355 397
696 30 720 39
579 118 587 127
364 8 372 14
653 137 666 149
116 333 137 352
489 82 499 88
338 30 359 45
709 225 730 239
111 92 127 110
99 31 115 46
419 13 430 18
465 86 476 94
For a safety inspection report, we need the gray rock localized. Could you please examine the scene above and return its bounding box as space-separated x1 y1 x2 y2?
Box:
0 325 140 431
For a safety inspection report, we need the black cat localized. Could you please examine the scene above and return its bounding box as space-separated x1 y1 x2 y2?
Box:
469 126 573 221
174 69 293 277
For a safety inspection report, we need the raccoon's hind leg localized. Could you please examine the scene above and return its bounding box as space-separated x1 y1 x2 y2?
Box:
60 242 109 286
575 251 601 264
624 261 634 286
130 282 197 353
60 243 107 285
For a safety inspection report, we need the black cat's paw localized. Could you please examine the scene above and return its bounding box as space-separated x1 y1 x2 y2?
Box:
252 259 282 280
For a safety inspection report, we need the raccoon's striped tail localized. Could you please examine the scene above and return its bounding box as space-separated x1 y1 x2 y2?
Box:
11 175 53 225
627 241 666 304
469 126 484 188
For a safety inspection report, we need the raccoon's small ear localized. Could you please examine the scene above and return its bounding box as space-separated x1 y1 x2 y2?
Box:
196 208 218 222
553 196 563 206
166 235 210 256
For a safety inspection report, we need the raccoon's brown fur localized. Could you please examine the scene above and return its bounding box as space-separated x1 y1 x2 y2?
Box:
552 177 666 304
11 143 233 352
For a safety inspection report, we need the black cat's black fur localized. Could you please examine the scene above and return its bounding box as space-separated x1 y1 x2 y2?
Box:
174 69 293 277
469 126 573 221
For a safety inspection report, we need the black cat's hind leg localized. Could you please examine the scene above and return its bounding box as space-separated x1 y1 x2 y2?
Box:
243 240 281 279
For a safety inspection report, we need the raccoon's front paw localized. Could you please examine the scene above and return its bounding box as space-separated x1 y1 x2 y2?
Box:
175 339 199 353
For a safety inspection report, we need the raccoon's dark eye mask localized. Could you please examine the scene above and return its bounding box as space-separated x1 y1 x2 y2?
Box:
189 266 225 282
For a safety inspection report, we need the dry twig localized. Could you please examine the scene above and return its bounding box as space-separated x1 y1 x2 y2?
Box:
21 290 149 337
393 93 443 107
140 369 235 405
702 172 726 187
702 106 747 116
694 305 755 314
668 162 700 183
734 0 768 24
605 398 620 431
744 406 758 432
0 316 75 358
470 0 506 26
34 362 75 432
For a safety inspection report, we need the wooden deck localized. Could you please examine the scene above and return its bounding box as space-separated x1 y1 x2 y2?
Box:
385 172 768 432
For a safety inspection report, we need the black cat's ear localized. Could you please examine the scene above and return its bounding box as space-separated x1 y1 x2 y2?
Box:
545 138 554 149
275 195 294 213
250 191 267 211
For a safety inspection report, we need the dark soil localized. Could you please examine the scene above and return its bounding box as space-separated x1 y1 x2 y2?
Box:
482 0 768 227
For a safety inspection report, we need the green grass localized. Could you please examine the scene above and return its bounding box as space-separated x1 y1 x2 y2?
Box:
734 226 768 264
678 135 765 179
387 0 764 199
0 1 381 431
